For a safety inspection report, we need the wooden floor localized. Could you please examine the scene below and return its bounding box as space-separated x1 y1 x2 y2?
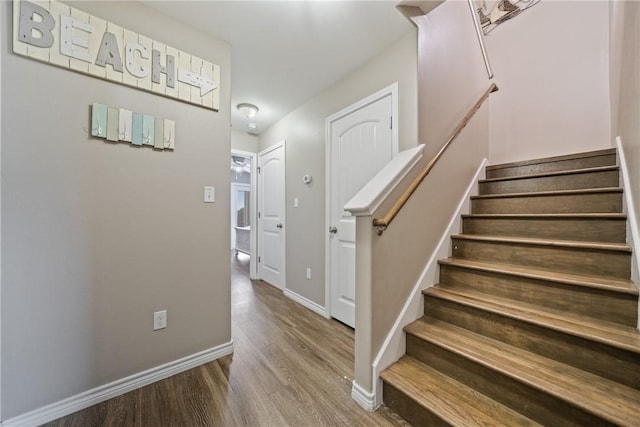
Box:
46 253 407 426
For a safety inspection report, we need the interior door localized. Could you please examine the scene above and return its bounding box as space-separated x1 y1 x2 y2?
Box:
328 93 394 327
258 141 286 289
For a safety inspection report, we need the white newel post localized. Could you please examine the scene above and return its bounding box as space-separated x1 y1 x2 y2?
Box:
345 145 424 409
351 214 376 409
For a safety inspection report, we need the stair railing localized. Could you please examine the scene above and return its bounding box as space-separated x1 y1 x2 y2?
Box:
372 83 499 235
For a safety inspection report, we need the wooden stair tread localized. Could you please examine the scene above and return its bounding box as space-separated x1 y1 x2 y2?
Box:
404 318 640 426
486 149 617 171
380 356 541 427
462 213 627 220
479 165 619 184
424 286 640 353
452 233 632 253
471 186 623 200
438 258 638 295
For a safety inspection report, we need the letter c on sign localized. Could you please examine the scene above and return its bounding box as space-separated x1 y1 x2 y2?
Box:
125 42 150 78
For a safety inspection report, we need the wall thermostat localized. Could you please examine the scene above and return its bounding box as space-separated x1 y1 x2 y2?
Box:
303 174 313 184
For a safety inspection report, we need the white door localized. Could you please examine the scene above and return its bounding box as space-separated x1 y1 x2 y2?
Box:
258 141 286 289
327 90 396 327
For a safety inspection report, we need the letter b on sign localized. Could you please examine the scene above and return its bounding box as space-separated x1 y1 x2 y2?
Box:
19 0 55 48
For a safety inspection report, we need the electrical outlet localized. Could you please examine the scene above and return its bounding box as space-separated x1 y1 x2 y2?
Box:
306 268 312 279
153 310 167 330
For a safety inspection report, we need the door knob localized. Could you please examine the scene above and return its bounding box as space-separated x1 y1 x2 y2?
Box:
276 223 283 229
329 226 338 234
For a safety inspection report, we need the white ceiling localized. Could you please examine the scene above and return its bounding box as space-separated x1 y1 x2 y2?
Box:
144 1 415 135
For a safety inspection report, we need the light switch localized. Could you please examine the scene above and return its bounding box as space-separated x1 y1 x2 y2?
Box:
204 186 215 203
294 197 299 208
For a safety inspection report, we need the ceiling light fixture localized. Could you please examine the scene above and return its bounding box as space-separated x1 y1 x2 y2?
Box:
237 103 259 119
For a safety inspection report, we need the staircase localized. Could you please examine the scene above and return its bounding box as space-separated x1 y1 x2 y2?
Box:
380 148 640 426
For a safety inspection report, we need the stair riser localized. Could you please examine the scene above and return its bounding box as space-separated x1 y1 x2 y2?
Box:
451 238 631 279
422 296 640 389
463 217 627 243
471 192 622 214
439 265 638 326
479 170 619 195
406 335 614 426
382 382 450 427
486 152 617 179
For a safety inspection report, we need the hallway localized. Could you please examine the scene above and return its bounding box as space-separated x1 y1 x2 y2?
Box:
46 254 406 426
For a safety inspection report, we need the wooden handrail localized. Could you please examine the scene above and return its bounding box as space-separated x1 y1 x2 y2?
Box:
372 83 499 235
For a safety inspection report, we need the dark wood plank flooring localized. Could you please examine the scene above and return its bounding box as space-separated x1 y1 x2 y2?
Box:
45 253 407 426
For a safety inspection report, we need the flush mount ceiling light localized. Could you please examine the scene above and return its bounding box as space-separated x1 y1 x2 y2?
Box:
237 103 259 119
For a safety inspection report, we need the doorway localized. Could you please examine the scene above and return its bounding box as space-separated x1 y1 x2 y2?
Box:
230 150 258 279
257 141 286 290
325 84 399 327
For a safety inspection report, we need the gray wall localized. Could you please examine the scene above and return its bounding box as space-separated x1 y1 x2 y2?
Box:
258 30 417 308
358 0 491 390
1 1 231 418
231 128 259 153
486 1 611 163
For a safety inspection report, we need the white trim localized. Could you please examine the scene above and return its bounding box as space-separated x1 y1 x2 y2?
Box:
230 182 251 251
370 158 487 406
345 145 424 216
257 140 286 290
284 288 328 318
2 341 234 427
325 83 400 322
0 6 3 419
351 380 379 411
231 149 258 279
616 137 640 327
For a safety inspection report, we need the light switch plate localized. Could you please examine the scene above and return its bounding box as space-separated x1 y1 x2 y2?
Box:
204 186 215 203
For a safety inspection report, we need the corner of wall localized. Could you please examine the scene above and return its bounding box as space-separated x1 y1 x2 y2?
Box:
351 380 379 411
370 157 487 404
0 342 233 427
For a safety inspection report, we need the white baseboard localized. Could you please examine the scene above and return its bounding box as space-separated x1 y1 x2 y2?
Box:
617 137 640 284
284 288 329 318
2 341 234 427
616 137 640 329
370 158 488 405
351 380 379 411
